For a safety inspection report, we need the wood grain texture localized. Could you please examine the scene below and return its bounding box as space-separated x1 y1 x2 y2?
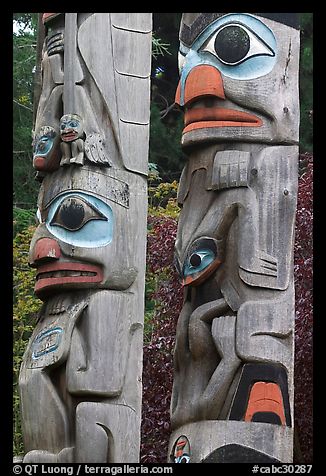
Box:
75 402 141 462
169 421 293 463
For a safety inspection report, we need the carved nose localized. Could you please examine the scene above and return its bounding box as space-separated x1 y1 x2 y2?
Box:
175 64 225 107
30 238 61 267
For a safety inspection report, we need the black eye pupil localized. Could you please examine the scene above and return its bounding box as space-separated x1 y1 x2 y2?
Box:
190 253 202 267
59 199 85 230
214 25 250 64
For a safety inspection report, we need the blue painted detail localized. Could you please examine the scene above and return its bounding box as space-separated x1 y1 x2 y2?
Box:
179 13 277 105
183 248 216 278
34 135 54 157
45 191 114 248
175 454 190 463
32 326 63 359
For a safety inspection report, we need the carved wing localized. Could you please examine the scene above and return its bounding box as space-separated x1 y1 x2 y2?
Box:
84 133 112 166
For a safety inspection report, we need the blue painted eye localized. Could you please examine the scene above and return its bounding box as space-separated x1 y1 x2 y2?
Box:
180 14 277 83
183 248 215 278
45 192 113 248
69 120 78 127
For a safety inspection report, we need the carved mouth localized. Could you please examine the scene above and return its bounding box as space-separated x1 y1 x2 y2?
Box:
35 262 103 295
183 98 262 133
61 130 78 142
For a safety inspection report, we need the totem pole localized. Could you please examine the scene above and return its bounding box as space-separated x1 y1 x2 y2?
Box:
18 13 152 463
169 13 300 463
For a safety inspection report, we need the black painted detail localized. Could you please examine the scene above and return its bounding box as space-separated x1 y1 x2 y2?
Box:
189 253 202 267
201 444 281 463
51 196 107 231
229 363 291 427
214 25 250 64
59 199 85 230
252 412 282 425
180 13 299 47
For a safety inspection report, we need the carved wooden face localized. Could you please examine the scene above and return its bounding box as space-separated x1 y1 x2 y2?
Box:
176 13 300 147
29 166 142 299
60 114 84 142
33 126 61 172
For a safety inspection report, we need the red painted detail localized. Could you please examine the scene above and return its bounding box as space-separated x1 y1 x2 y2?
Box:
182 259 222 287
183 65 225 106
184 108 263 131
32 238 61 264
175 440 187 458
244 382 286 425
175 81 181 105
35 262 103 295
183 119 262 133
61 131 78 142
33 156 47 170
42 13 61 23
33 148 61 172
33 156 61 172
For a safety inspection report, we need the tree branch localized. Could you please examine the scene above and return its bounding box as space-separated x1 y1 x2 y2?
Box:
13 99 33 113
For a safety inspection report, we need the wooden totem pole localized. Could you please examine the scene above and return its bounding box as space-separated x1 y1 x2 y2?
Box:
168 13 300 463
18 13 152 463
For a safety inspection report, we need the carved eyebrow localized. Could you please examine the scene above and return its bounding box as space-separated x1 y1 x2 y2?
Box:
181 13 299 47
180 13 225 47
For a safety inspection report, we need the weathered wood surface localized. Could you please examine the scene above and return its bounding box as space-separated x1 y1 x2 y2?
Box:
169 13 299 463
19 13 151 463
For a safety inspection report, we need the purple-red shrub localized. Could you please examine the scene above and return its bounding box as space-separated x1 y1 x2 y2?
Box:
141 216 183 463
294 153 313 463
141 154 313 462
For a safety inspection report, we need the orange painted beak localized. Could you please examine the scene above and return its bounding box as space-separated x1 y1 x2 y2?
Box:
175 64 262 132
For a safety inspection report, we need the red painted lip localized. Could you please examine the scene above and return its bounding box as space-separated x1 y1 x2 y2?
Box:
182 259 222 287
35 262 103 294
184 107 262 133
61 131 78 142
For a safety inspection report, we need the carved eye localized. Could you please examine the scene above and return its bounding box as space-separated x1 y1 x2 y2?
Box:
46 192 114 248
50 196 106 231
181 238 221 286
201 23 275 66
35 136 53 155
186 249 215 274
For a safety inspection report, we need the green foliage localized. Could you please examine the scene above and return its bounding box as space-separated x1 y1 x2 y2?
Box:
13 13 39 206
152 34 172 59
13 13 38 32
299 13 313 152
144 268 172 344
13 225 43 456
13 207 37 236
148 180 181 218
149 103 186 178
